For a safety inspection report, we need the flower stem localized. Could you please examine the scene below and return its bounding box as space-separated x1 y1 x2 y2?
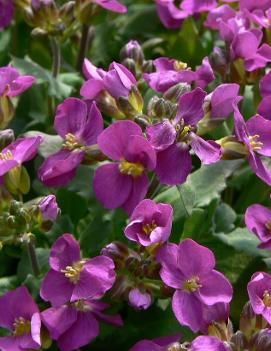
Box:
76 25 95 72
28 241 40 277
50 37 61 78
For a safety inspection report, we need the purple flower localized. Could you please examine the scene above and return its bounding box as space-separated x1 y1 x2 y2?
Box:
258 72 271 119
0 136 42 177
40 234 116 306
146 88 221 185
93 0 127 13
233 100 271 186
124 199 173 246
195 57 215 89
80 59 106 100
190 336 230 351
38 195 59 221
239 0 271 11
0 0 13 28
208 83 240 120
231 29 271 71
0 286 41 351
205 5 236 30
245 204 271 249
200 302 230 333
103 62 137 100
42 300 122 351
0 66 36 97
38 98 103 187
248 271 271 324
155 0 187 29
181 0 217 14
93 120 156 214
129 335 181 351
260 71 271 98
157 239 233 332
128 288 152 310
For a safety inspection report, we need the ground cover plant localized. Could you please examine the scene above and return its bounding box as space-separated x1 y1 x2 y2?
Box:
2 0 271 350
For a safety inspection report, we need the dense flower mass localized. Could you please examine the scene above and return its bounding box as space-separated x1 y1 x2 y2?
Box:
2 0 271 350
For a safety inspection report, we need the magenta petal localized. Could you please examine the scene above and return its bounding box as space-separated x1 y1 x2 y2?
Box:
245 204 271 242
190 133 222 164
158 244 183 289
248 152 271 186
40 270 73 306
129 288 152 310
146 121 176 151
49 234 81 271
129 339 164 351
8 136 42 164
155 143 192 186
98 120 142 160
38 149 84 187
80 79 104 99
0 336 22 351
0 159 17 176
58 312 99 351
124 135 156 170
8 75 36 97
231 31 259 59
191 336 230 351
260 71 271 97
246 115 271 156
210 83 240 119
71 256 115 301
30 313 41 347
94 0 127 13
41 305 77 340
258 96 271 120
172 290 203 332
199 270 233 305
82 59 106 80
94 163 132 209
175 88 206 125
178 239 215 277
233 98 248 142
80 101 103 144
54 98 88 139
122 174 149 214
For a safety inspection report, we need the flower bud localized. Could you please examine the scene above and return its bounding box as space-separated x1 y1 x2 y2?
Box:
120 40 144 67
101 241 130 269
216 136 247 160
142 60 155 73
163 83 191 103
0 96 14 129
208 320 233 342
117 86 144 118
75 0 98 25
0 129 14 151
148 96 177 120
121 58 137 77
240 302 268 339
38 195 59 222
210 47 228 76
4 166 30 195
251 329 271 351
230 331 249 351
96 92 125 120
59 1 75 27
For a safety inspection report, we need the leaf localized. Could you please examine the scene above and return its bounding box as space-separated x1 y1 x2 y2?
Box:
23 131 62 157
216 228 270 258
11 57 75 99
17 248 50 282
0 276 17 295
177 183 196 216
214 203 237 234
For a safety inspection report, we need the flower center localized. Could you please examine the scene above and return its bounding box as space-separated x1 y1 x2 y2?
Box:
13 317 31 336
183 276 201 293
167 342 182 351
63 133 83 151
263 290 271 307
175 123 192 142
173 60 188 71
61 260 85 284
142 220 157 235
71 299 92 312
0 150 13 161
119 160 144 177
249 135 263 151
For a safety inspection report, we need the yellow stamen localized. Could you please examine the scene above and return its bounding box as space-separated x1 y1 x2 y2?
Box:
173 61 188 71
183 276 201 293
61 260 85 284
71 299 91 312
119 160 144 177
63 133 83 151
0 150 13 161
263 290 271 307
249 135 263 151
13 317 31 336
142 220 157 235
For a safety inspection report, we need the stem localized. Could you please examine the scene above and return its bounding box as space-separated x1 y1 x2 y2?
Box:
28 242 40 277
76 25 95 72
51 37 61 78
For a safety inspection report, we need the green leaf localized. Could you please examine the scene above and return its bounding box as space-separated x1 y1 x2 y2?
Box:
17 248 50 282
216 228 270 258
11 57 75 99
24 131 62 158
214 203 237 234
0 276 17 295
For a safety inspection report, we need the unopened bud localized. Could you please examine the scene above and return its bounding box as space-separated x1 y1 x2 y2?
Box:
251 329 271 351
210 47 228 76
59 1 75 26
148 96 177 120
217 136 247 160
117 86 144 118
0 96 14 129
101 241 130 269
163 83 191 103
121 58 137 77
230 331 249 351
96 92 125 120
4 166 30 195
0 129 14 151
240 302 268 339
120 40 144 67
142 60 155 73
